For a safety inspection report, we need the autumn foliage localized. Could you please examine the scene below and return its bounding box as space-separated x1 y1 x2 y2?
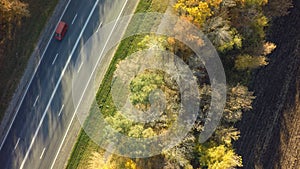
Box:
68 0 293 169
0 0 30 43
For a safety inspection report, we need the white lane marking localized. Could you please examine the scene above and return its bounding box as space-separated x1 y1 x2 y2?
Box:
52 53 59 65
0 0 72 151
77 62 83 73
71 14 78 25
14 138 20 150
33 95 39 107
20 1 99 169
58 104 64 117
39 148 46 159
96 21 103 32
50 0 129 168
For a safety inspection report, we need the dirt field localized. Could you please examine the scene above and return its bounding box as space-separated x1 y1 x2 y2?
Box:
235 2 300 169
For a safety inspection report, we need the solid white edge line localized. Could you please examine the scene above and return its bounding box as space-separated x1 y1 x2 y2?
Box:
39 148 46 159
71 14 78 25
33 95 39 107
19 1 100 169
52 53 59 65
0 0 72 151
50 0 129 168
58 104 64 117
14 138 20 150
77 61 83 73
96 21 103 32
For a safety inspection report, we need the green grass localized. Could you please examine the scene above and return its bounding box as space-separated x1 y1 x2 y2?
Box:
0 0 59 121
66 0 170 168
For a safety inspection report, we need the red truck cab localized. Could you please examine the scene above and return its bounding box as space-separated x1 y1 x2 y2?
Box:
55 21 68 41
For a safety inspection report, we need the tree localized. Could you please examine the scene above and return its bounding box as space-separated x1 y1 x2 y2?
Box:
125 159 139 169
223 84 255 123
88 152 118 169
235 54 268 70
244 0 268 6
137 35 169 50
173 0 275 71
174 0 213 27
167 15 205 62
128 124 145 138
105 111 134 134
198 84 255 123
194 84 252 168
214 127 240 145
88 151 139 169
0 0 30 41
262 42 276 55
203 16 242 52
162 134 196 169
129 70 165 108
198 142 243 169
228 0 270 55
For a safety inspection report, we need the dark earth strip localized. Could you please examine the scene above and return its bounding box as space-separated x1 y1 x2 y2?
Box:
235 1 300 168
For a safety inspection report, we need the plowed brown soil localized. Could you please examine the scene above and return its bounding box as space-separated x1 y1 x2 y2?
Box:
235 2 300 169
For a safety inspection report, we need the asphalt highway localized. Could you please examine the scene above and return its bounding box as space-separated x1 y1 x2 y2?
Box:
0 0 139 168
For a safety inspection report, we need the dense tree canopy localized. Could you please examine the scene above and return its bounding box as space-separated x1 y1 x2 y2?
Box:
85 0 288 168
173 0 280 71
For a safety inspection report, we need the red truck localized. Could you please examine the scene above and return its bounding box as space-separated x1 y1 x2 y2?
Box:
55 21 68 41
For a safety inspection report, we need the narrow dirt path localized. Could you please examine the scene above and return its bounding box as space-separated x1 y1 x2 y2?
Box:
235 2 300 169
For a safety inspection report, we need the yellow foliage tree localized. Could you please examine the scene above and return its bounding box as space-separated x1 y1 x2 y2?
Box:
263 42 276 55
125 159 138 169
88 152 139 169
88 152 118 169
174 0 223 27
199 142 243 169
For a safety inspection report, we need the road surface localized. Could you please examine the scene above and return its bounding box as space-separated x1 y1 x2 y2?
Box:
0 0 139 168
